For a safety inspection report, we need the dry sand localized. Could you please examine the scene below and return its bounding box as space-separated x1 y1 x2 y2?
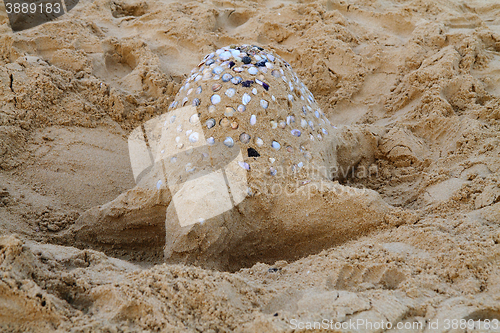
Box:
0 0 500 331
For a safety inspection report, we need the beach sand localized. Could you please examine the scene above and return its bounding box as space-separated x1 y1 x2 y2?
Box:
0 0 500 331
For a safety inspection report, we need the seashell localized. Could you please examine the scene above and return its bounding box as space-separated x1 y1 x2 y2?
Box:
222 73 233 82
242 80 253 87
182 97 189 106
254 55 262 61
205 59 215 66
279 121 286 129
177 143 184 149
271 141 281 150
270 121 278 129
195 75 202 82
252 88 258 95
208 105 216 113
322 128 328 135
310 134 314 141
255 137 264 147
225 107 235 117
286 146 293 153
185 163 196 173
186 129 192 136
287 115 295 125
238 162 250 170
233 67 244 72
265 62 274 69
231 76 242 84
189 132 199 143
272 70 280 78
270 167 277 176
267 53 275 61
207 137 215 145
271 95 276 101
196 86 202 94
237 104 246 112
224 137 234 147
225 88 236 98
291 129 301 137
156 179 162 190
315 110 320 118
219 51 232 60
242 56 252 64
230 49 240 58
248 147 260 157
259 67 268 73
192 98 200 106
260 99 269 109
301 119 308 128
248 67 258 75
212 83 222 92
169 101 178 109
211 94 221 104
213 66 224 75
231 121 239 129
242 93 251 105
220 118 230 127
308 120 314 130
269 158 275 163
288 94 294 102
239 133 251 143
250 115 257 125
206 118 216 129
262 82 269 91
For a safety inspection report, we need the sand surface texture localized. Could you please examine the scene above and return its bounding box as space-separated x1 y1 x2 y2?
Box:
1 0 500 332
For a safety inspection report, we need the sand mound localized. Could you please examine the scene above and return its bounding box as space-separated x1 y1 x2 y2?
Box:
1 0 500 331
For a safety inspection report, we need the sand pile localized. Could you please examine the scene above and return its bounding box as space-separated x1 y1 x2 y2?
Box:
1 0 500 331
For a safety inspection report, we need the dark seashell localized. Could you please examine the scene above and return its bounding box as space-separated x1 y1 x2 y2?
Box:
242 80 254 88
256 60 267 67
242 56 252 64
262 82 269 91
229 61 235 68
248 147 260 157
192 98 200 106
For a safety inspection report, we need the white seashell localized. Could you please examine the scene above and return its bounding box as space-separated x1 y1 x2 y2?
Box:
224 137 234 147
260 99 269 109
207 137 215 145
225 88 236 98
211 94 221 104
219 51 232 60
248 67 258 75
242 93 251 105
255 137 264 147
250 115 257 125
189 132 199 143
271 141 281 150
189 114 199 124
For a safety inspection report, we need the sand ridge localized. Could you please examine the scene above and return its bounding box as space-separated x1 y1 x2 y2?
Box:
0 0 500 331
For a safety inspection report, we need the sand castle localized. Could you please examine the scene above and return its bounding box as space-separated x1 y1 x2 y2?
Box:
66 45 408 271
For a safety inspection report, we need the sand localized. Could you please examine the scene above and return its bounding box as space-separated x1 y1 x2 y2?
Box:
0 0 500 331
